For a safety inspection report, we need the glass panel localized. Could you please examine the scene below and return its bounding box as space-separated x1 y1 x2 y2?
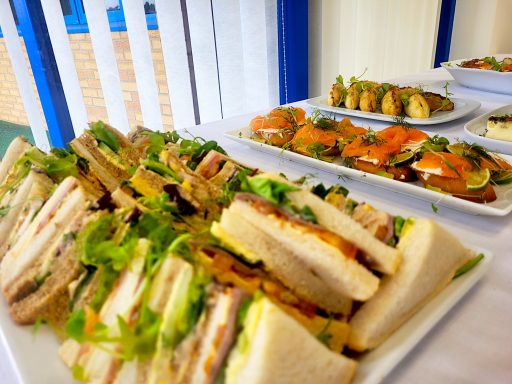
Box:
105 0 121 11
60 0 72 16
144 0 156 14
8 0 18 25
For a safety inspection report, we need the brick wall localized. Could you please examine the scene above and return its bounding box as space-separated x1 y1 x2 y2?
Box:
0 29 174 132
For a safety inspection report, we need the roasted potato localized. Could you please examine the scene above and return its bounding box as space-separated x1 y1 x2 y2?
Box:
345 84 360 110
404 93 430 119
381 88 403 116
423 92 454 112
328 82 346 107
359 88 377 112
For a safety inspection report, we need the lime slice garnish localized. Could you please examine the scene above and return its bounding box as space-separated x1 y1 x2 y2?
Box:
390 151 415 166
493 170 512 185
466 168 491 191
446 144 465 155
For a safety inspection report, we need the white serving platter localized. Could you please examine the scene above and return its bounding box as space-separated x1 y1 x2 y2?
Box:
307 96 481 125
225 127 512 216
0 244 492 384
464 104 512 155
441 54 512 96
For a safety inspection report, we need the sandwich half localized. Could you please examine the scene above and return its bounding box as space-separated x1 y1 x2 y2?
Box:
224 296 357 384
211 192 380 310
70 121 141 192
347 218 474 351
0 176 98 324
0 136 32 184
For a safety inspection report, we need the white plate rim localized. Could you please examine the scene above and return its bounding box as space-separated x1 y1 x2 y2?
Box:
225 128 512 216
464 104 512 155
306 96 481 126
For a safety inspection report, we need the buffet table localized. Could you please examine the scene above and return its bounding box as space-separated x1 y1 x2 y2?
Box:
1 67 511 383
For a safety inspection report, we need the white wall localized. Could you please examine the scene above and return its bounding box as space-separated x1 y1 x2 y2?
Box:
449 0 512 60
308 0 441 98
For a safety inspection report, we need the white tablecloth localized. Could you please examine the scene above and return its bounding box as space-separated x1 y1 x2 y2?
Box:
1 68 512 383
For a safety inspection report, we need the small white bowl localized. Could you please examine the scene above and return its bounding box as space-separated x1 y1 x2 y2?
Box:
441 54 512 96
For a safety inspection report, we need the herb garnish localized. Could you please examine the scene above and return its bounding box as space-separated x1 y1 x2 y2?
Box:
361 129 384 146
454 253 484 278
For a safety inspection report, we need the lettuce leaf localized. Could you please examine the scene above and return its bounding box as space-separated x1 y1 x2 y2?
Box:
241 175 299 205
88 121 119 152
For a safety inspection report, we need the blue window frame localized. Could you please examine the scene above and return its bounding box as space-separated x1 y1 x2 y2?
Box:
0 0 158 37
69 0 158 33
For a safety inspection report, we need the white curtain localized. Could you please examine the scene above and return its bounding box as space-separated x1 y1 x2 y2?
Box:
309 0 441 97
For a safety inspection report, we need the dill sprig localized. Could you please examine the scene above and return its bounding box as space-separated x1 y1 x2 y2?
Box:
392 115 412 129
361 128 385 146
432 82 453 113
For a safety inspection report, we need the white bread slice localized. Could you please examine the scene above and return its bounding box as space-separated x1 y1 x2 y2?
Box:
225 297 357 384
211 206 355 314
0 170 53 259
347 219 474 351
218 199 379 302
0 136 31 185
287 189 401 274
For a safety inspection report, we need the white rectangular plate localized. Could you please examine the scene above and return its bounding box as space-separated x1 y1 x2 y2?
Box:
353 245 492 384
441 54 512 96
464 104 512 156
0 245 492 384
225 127 512 216
307 96 481 125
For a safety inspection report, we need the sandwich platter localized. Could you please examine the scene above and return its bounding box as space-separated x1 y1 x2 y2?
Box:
225 126 512 216
306 96 481 126
0 125 496 383
0 246 492 384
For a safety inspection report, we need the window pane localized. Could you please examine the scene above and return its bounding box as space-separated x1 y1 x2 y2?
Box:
144 0 155 14
106 0 121 11
60 0 72 16
8 0 19 25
